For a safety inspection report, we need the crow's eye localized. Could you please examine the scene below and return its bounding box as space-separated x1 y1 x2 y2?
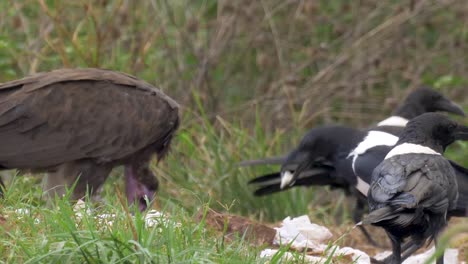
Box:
448 124 456 131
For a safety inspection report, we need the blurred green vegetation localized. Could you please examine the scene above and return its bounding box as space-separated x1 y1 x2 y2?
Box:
0 0 467 262
1 0 467 129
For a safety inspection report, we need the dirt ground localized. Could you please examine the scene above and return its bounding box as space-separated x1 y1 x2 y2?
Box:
200 209 468 263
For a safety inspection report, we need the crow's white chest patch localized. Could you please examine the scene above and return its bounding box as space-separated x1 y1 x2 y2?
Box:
348 131 399 172
377 116 409 127
349 131 399 157
355 176 370 196
385 143 440 159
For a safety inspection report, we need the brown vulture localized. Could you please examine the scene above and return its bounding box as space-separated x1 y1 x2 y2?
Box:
0 68 180 211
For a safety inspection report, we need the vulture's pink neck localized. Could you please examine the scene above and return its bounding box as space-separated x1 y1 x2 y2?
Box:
124 165 154 212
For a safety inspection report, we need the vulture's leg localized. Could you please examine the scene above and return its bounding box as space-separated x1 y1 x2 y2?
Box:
125 164 158 212
70 162 113 201
0 176 4 198
43 160 112 203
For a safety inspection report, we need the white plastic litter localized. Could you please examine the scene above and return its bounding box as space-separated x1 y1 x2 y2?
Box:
73 199 92 220
144 209 180 228
13 207 40 224
72 200 179 229
261 215 372 263
259 248 327 263
14 208 30 215
260 215 463 264
274 215 332 251
336 247 371 264
259 246 371 264
375 247 462 264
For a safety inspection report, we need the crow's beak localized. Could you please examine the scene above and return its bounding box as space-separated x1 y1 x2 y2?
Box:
435 99 466 117
280 170 294 189
279 162 299 189
280 160 314 189
454 124 468 141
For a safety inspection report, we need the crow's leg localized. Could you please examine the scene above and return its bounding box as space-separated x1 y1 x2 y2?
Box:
382 232 401 264
434 225 446 264
400 238 424 262
354 197 385 248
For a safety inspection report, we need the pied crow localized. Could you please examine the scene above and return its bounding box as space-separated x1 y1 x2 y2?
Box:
244 87 466 246
248 125 366 195
363 112 468 264
350 86 465 195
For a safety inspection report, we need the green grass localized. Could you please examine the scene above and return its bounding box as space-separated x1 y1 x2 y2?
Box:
0 187 262 263
1 109 465 263
0 110 352 263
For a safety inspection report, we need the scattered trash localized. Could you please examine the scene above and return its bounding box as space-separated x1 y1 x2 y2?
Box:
260 215 372 263
259 215 463 264
73 200 179 230
11 207 40 224
4 204 464 264
73 199 91 221
274 215 333 251
336 247 371 264
375 247 463 264
145 210 180 229
259 249 327 263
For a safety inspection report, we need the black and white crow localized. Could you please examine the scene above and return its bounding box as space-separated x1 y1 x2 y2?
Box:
248 125 366 196
246 87 465 195
244 87 466 245
363 112 468 264
350 87 465 195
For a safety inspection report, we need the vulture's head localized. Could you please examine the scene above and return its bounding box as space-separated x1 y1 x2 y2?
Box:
125 162 159 212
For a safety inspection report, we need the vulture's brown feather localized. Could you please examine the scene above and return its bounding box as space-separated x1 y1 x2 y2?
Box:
0 68 179 210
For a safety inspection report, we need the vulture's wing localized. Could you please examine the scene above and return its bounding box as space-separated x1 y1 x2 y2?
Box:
0 68 179 169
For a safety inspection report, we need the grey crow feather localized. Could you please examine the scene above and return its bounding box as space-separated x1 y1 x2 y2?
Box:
363 112 468 264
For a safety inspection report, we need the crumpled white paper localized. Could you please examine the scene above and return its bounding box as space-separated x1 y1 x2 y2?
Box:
262 215 371 264
375 247 463 264
273 215 332 251
260 215 462 264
